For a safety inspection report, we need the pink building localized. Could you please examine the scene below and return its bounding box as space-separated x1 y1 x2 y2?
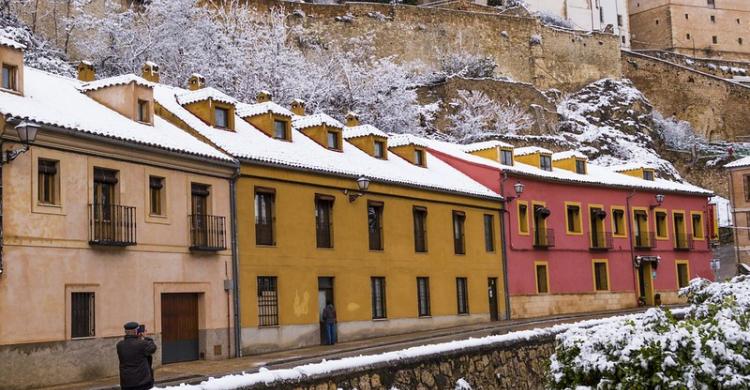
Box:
425 140 715 318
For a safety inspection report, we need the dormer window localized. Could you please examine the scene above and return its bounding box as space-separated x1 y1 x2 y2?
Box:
137 99 150 123
374 141 386 159
215 107 229 128
643 170 655 181
273 119 287 140
327 130 341 150
540 155 552 171
575 159 586 174
2 64 17 91
500 149 513 166
414 149 425 166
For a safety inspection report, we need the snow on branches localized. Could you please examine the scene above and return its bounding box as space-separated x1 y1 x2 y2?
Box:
446 89 532 142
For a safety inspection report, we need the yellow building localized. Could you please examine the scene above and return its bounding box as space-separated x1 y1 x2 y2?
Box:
0 43 236 389
153 84 508 353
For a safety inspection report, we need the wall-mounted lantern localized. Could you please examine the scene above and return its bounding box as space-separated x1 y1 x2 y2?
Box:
650 194 665 209
344 175 370 202
2 121 39 165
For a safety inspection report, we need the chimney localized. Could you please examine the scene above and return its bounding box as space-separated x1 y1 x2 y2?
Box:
290 99 306 116
142 61 160 83
77 61 95 82
345 111 359 127
256 90 272 103
187 73 205 91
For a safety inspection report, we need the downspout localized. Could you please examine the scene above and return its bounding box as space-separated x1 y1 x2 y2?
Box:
498 171 512 320
229 164 242 357
626 189 638 304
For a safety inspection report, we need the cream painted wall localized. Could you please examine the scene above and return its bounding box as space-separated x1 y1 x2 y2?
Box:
524 0 631 47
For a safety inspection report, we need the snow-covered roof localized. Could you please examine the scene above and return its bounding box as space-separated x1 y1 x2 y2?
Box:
0 36 25 50
460 140 513 153
0 67 231 162
422 137 712 196
236 101 293 118
292 113 343 130
342 124 388 139
552 150 588 161
176 87 237 106
153 84 500 200
78 74 155 92
388 133 430 148
725 156 750 169
608 162 655 172
514 146 552 156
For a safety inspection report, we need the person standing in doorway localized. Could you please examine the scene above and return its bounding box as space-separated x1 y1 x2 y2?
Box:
322 303 337 345
117 322 157 390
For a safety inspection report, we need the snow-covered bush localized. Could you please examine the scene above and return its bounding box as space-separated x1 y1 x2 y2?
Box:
654 112 707 152
549 276 750 389
0 12 73 76
536 10 573 29
446 90 532 142
436 52 497 79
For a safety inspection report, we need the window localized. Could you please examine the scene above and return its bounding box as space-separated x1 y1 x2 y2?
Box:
744 175 750 201
685 13 689 20
414 149 425 166
368 202 384 250
2 64 17 91
484 214 495 252
518 202 529 234
413 207 428 252
273 120 287 140
713 36 718 44
674 212 688 246
371 277 386 319
710 15 716 23
500 149 513 165
452 211 466 254
621 36 626 44
93 167 118 224
535 263 548 293
540 155 552 171
612 208 626 237
38 159 59 205
374 141 386 159
633 210 649 247
416 277 430 317
315 195 334 248
655 211 668 239
738 18 741 24
257 276 278 327
687 33 692 40
692 212 704 239
456 277 469 315
740 38 744 45
148 176 164 216
566 203 582 234
676 262 689 288
326 131 340 150
599 6 604 23
255 189 275 245
593 260 609 291
575 160 586 174
215 107 229 128
655 19 659 25
71 292 95 338
617 14 623 26
137 99 149 123
707 0 715 7
643 170 654 181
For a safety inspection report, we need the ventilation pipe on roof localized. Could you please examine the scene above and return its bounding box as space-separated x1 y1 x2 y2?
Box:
187 73 205 91
77 61 95 82
345 111 359 127
256 90 272 103
142 61 160 83
290 99 306 116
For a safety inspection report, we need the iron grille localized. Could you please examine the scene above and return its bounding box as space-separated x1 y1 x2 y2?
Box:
590 231 614 250
88 204 136 246
257 276 278 327
189 214 227 251
634 231 656 249
71 292 95 338
674 233 694 251
533 228 555 248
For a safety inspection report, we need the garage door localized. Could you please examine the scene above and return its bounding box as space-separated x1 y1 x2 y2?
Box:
161 293 199 364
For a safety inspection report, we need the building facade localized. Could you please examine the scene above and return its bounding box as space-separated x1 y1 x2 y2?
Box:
0 44 236 389
426 140 715 318
629 0 750 60
725 157 750 267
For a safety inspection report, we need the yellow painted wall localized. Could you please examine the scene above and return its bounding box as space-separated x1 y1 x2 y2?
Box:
236 164 506 330
185 99 235 130
469 147 501 162
299 124 342 149
244 112 291 139
389 144 426 165
515 153 541 168
0 46 24 96
552 157 586 173
346 135 388 158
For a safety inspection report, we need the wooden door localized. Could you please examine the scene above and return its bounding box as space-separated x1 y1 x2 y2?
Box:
488 278 499 321
161 293 199 364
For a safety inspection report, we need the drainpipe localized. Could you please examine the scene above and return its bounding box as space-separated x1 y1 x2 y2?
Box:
626 189 638 304
498 171 512 320
229 165 242 357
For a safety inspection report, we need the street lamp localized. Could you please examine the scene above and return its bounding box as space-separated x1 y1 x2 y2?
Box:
344 175 370 202
2 121 39 165
655 194 665 206
505 181 524 202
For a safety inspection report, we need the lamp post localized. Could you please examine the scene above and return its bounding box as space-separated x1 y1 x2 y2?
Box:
344 175 370 202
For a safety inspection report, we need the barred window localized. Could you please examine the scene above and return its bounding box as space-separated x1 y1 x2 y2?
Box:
371 277 387 319
417 277 430 317
456 277 469 315
71 292 95 338
257 276 278 327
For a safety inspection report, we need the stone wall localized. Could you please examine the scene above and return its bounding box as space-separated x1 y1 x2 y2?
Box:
237 335 555 390
253 0 621 91
510 292 636 319
635 50 750 79
622 50 750 141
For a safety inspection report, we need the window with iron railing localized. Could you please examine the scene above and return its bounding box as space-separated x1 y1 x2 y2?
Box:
413 207 428 253
533 228 555 248
90 168 136 246
257 276 278 327
189 214 226 251
255 189 275 246
315 195 334 248
368 202 384 251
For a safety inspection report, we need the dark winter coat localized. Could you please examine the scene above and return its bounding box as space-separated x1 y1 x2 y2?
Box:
116 335 157 389
322 304 337 324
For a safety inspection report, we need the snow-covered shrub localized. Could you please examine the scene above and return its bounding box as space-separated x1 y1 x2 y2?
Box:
549 276 750 389
447 90 532 142
654 112 707 152
0 12 73 76
437 52 497 79
536 10 573 29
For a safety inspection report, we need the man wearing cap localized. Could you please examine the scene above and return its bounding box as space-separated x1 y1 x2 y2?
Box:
117 322 157 390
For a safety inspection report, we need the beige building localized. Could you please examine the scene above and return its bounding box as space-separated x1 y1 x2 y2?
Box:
629 0 750 60
0 42 237 389
726 157 750 267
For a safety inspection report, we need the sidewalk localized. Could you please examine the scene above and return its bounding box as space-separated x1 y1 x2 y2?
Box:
46 306 677 390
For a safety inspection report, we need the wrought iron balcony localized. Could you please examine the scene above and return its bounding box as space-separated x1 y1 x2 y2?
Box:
633 231 656 250
533 228 555 248
190 214 227 251
674 233 694 251
590 231 614 250
88 204 137 246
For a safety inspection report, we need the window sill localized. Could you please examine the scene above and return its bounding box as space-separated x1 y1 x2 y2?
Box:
145 214 170 225
70 336 96 341
136 120 153 126
0 88 21 96
418 315 432 319
316 247 335 250
371 318 388 322
32 202 65 215
256 243 277 248
457 313 470 316
258 325 279 329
